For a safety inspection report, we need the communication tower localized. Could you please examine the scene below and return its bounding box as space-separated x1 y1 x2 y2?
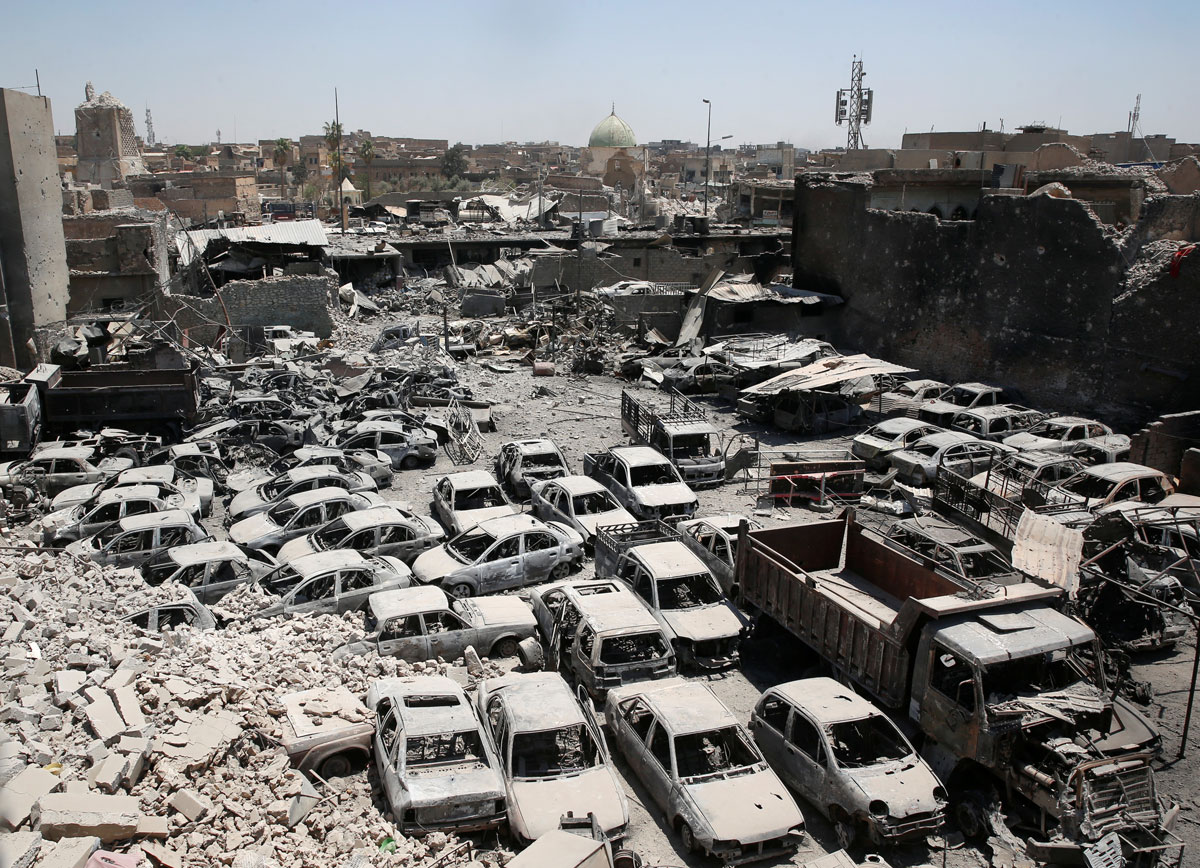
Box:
834 56 873 150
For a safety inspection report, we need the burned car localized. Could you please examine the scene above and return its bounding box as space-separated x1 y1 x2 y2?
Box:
496 439 570 499
750 678 945 848
412 514 583 598
431 470 518 536
121 589 218 633
582 445 698 523
229 487 387 552
345 585 538 662
277 504 444 566
874 378 949 418
529 579 675 701
946 405 1047 442
850 418 942 470
152 441 233 488
1003 416 1131 464
186 418 309 455
66 509 210 568
883 517 1021 586
1043 462 1176 513
337 420 437 470
227 465 377 523
279 686 373 779
476 671 629 844
369 676 507 834
606 678 806 862
887 431 1015 487
40 484 191 545
676 514 762 595
251 549 412 618
142 540 278 604
0 447 133 497
529 475 637 551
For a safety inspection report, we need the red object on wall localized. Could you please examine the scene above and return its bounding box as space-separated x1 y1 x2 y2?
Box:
1170 244 1196 278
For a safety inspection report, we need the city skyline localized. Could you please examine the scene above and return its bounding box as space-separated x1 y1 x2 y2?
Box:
3 0 1197 150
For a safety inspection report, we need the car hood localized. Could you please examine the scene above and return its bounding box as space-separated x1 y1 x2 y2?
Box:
575 509 636 537
225 469 270 493
51 482 104 511
277 536 318 564
417 516 446 539
471 596 537 628
230 513 279 547
228 488 268 518
685 768 803 843
841 758 946 816
509 767 627 840
41 506 81 533
413 545 465 584
660 602 743 643
851 434 891 456
406 765 506 809
634 483 697 508
456 505 518 531
1003 432 1056 451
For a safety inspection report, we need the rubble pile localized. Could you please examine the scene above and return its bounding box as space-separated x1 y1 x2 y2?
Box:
0 545 501 868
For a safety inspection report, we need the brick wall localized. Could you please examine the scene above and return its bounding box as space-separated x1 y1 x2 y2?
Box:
1129 411 1200 477
153 273 335 342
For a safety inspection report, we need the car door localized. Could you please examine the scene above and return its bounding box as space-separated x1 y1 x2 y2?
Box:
783 708 832 807
425 609 473 660
541 485 568 524
434 479 453 527
375 702 405 810
750 693 793 783
203 558 251 603
615 696 658 776
479 534 523 593
51 458 90 494
106 529 154 565
336 568 383 613
283 573 337 615
342 527 381 555
379 522 423 561
642 720 675 812
81 501 123 538
377 614 427 662
522 531 560 584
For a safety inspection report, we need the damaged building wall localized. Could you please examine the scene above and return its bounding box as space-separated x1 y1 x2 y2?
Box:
791 176 1200 425
153 273 335 344
62 210 172 314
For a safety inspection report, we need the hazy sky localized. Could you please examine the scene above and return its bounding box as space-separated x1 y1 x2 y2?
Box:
4 0 1197 150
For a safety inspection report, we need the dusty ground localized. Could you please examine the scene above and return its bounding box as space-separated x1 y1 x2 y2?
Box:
203 312 1199 867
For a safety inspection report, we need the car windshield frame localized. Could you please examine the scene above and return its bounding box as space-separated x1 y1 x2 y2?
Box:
447 527 497 563
510 723 602 780
655 573 722 610
825 714 913 769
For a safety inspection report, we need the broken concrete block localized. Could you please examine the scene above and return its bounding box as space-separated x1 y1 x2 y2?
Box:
32 793 141 843
83 695 125 745
86 753 129 794
0 765 62 830
287 777 320 828
135 814 168 839
167 789 211 823
109 687 144 731
140 841 183 868
0 831 42 868
38 835 100 868
83 852 139 868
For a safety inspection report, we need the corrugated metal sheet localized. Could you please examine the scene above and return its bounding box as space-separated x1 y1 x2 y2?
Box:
1012 510 1083 595
701 283 844 306
177 219 328 266
742 354 917 396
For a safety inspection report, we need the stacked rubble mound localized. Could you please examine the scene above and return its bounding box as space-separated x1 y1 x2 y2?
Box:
0 545 505 868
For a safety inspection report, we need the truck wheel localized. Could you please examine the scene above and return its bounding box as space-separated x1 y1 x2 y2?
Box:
318 753 353 779
678 820 697 853
954 790 994 840
114 447 141 466
491 637 520 658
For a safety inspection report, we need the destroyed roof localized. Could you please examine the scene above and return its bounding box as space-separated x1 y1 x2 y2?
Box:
932 604 1094 665
441 470 501 488
168 540 249 566
369 586 451 622
177 219 329 266
706 336 837 371
892 517 988 547
1075 461 1162 482
368 676 477 736
741 354 917 396
610 445 673 467
287 549 370 576
485 672 589 731
771 678 881 725
621 678 736 735
548 475 610 496
109 509 195 532
338 505 415 531
632 541 708 578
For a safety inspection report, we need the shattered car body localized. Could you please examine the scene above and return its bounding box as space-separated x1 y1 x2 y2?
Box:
337 420 438 470
677 514 762 595
583 445 698 523
40 484 192 545
496 438 569 499
350 585 538 662
121 589 218 633
606 678 805 864
227 464 377 523
529 579 676 700
875 378 949 418
751 678 945 847
277 504 444 565
253 549 412 618
476 671 629 844
431 470 518 536
229 487 387 552
528 475 636 551
850 417 941 470
66 509 210 567
369 676 507 834
1042 462 1176 514
947 405 1048 442
0 447 133 496
1003 416 1131 464
412 513 583 598
883 517 1022 586
279 686 373 779
142 540 278 604
887 431 1016 487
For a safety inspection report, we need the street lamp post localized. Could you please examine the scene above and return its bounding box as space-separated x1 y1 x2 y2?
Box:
702 98 711 216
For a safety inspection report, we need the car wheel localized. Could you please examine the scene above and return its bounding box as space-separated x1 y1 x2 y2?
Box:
832 811 861 851
550 561 572 581
954 789 994 840
447 581 475 599
317 752 353 779
401 455 420 470
491 637 520 658
678 820 697 853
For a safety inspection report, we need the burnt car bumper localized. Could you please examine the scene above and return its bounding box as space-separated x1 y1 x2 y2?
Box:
868 810 945 844
710 829 803 865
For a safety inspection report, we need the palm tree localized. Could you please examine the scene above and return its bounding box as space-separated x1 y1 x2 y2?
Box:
323 121 344 189
174 144 192 160
273 137 291 200
358 138 375 202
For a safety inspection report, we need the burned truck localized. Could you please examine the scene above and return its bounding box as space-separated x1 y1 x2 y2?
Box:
620 390 724 487
736 512 1181 865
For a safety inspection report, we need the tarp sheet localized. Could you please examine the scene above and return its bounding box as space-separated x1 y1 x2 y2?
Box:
741 354 916 395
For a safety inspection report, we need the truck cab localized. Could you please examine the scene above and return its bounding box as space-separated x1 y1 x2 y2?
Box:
620 391 724 487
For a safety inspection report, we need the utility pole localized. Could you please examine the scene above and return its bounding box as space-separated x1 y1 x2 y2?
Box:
702 98 712 216
335 88 347 233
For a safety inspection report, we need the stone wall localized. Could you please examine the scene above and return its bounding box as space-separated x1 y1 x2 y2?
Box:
1129 411 1200 478
154 274 335 343
791 176 1200 427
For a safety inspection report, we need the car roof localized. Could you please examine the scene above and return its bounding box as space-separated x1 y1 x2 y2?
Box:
441 470 501 489
540 581 661 632
274 465 347 482
371 676 477 737
610 446 672 467
509 438 560 454
1037 416 1098 427
870 417 932 434
934 604 1094 665
33 447 94 460
895 378 947 391
167 442 213 457
914 431 978 448
679 514 756 535
352 420 420 434
287 549 369 575
340 505 413 531
548 475 608 496
891 517 988 549
473 513 548 535
276 487 355 508
624 678 736 735
956 405 1037 419
92 484 161 505
369 586 448 621
950 382 1000 392
769 678 880 725
482 672 586 731
119 465 175 483
169 540 247 567
116 509 194 531
633 541 708 577
1079 462 1163 482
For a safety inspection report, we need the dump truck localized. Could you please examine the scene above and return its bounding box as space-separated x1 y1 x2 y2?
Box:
0 382 42 456
23 363 200 441
620 390 723 487
735 511 1181 865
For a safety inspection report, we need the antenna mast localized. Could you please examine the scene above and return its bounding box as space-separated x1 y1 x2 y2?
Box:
834 56 873 150
144 107 155 147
